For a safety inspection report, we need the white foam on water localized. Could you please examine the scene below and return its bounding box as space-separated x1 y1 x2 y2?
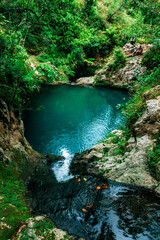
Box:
52 148 74 182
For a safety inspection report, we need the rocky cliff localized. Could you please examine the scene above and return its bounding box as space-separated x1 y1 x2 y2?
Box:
76 43 152 88
0 99 44 176
71 88 160 194
73 44 160 194
0 43 159 239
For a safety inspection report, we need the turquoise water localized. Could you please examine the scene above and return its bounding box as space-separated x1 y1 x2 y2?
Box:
25 85 160 240
24 85 128 155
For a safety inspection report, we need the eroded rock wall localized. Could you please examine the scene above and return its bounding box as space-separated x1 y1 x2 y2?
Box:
76 43 152 88
0 98 44 177
71 91 160 194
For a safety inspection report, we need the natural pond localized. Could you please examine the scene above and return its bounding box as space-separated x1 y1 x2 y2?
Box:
24 85 128 155
24 85 160 240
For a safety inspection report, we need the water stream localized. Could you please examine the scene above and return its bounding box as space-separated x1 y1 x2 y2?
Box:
24 85 160 240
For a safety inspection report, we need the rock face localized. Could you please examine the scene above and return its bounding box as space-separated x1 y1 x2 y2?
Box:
0 98 46 177
94 57 146 88
122 43 152 58
75 76 95 86
135 95 160 136
71 93 160 194
77 43 152 88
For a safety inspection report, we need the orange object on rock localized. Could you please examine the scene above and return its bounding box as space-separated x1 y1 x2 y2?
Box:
82 208 88 213
101 183 109 189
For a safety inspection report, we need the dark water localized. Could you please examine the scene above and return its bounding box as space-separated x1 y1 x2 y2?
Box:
24 85 160 240
24 85 128 155
28 170 160 240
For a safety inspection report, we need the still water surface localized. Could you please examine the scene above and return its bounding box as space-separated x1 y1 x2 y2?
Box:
24 85 128 155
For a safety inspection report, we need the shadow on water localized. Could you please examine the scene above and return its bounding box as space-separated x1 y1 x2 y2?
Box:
28 161 160 240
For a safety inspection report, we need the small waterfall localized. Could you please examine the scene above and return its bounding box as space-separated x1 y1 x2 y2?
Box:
52 148 74 182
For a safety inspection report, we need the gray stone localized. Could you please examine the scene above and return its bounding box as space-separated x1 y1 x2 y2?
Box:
0 148 4 161
34 216 45 222
76 77 94 85
135 96 160 135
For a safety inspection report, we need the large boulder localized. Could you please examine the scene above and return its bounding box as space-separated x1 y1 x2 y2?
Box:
135 96 160 136
76 76 94 85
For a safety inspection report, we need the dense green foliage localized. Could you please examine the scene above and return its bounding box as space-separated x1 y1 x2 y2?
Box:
0 0 160 108
147 137 160 181
0 162 29 240
0 29 42 108
0 0 160 238
142 41 160 69
123 42 160 130
107 47 126 72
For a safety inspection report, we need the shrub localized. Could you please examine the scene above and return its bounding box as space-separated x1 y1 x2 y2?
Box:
0 162 29 240
107 47 126 72
0 31 42 108
147 137 160 181
37 64 63 83
142 42 160 70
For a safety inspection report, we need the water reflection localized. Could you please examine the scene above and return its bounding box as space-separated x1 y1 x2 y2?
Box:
28 172 160 240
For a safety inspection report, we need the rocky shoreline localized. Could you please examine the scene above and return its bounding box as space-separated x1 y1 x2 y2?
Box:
72 43 160 194
0 43 159 239
1 44 159 193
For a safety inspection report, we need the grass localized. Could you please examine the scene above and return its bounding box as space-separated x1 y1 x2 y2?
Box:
16 217 56 240
0 162 29 240
147 138 160 181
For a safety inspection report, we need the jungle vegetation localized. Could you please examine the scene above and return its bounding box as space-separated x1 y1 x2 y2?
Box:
0 1 160 239
0 0 159 109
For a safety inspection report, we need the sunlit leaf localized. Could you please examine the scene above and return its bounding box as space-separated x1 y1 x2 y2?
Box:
101 183 109 189
82 208 87 213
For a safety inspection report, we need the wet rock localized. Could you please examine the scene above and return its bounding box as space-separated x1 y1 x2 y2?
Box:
46 154 65 166
28 165 160 240
51 81 70 86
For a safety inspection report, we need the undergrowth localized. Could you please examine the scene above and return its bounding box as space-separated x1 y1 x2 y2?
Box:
147 136 160 181
0 162 29 240
123 42 160 139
